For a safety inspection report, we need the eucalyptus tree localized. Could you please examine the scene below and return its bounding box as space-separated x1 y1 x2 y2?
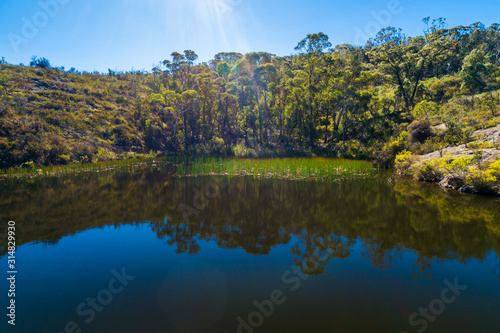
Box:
147 64 163 93
163 51 196 91
485 24 500 65
255 55 278 145
150 90 183 150
183 50 198 88
230 52 273 145
209 52 243 70
180 90 199 152
194 69 219 141
271 56 293 144
294 32 332 147
460 49 490 94
367 22 454 113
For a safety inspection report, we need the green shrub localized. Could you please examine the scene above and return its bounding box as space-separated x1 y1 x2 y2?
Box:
340 140 363 159
375 131 409 166
467 141 495 149
408 120 431 144
466 167 499 195
445 156 473 178
233 143 258 158
22 161 35 169
60 154 71 164
442 122 471 145
410 137 441 155
414 158 445 182
394 150 418 176
93 148 117 162
487 159 500 180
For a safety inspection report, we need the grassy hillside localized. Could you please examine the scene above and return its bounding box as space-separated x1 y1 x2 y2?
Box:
0 64 150 168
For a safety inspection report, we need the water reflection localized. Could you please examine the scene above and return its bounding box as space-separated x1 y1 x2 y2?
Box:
1 168 500 279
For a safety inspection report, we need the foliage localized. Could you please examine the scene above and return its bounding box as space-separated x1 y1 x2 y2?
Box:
413 158 446 182
445 156 474 178
466 141 495 149
29 56 51 68
408 120 432 144
396 151 500 195
442 122 472 145
466 167 499 195
413 100 439 122
488 158 500 176
233 143 258 158
394 150 418 176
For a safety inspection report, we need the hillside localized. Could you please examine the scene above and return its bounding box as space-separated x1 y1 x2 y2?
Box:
1 21 499 170
0 64 148 168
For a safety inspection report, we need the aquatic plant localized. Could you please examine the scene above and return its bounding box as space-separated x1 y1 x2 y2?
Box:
176 157 376 182
0 156 172 180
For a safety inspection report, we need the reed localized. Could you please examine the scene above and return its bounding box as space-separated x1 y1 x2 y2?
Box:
1 156 376 182
0 157 171 179
176 157 376 182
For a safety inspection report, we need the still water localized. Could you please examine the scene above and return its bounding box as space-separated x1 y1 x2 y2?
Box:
1 168 500 333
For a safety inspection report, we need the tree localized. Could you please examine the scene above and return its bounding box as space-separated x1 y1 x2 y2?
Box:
29 56 51 68
325 45 365 143
481 90 499 116
413 100 439 122
183 50 198 87
180 90 199 152
184 50 198 67
368 22 453 113
460 49 491 94
294 33 332 147
164 52 187 90
295 32 332 55
150 91 184 151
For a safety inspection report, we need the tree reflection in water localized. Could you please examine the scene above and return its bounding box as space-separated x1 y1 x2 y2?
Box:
1 168 500 279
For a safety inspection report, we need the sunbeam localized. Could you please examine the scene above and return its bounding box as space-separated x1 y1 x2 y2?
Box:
172 0 250 54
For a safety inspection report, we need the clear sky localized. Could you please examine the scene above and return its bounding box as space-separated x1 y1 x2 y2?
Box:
0 0 499 72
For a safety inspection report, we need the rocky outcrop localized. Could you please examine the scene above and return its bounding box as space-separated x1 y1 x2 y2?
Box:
472 124 500 142
421 124 500 162
409 124 500 196
421 145 500 162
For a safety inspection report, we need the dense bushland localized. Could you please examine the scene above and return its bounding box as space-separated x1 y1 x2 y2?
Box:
1 20 499 169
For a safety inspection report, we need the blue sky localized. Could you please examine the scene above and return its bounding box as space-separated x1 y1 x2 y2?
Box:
0 0 499 72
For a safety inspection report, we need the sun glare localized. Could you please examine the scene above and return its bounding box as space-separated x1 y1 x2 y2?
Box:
173 0 249 53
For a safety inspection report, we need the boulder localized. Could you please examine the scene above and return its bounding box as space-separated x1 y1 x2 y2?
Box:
438 176 464 190
458 184 476 194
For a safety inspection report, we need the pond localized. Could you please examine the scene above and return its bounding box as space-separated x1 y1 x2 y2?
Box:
1 167 500 333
